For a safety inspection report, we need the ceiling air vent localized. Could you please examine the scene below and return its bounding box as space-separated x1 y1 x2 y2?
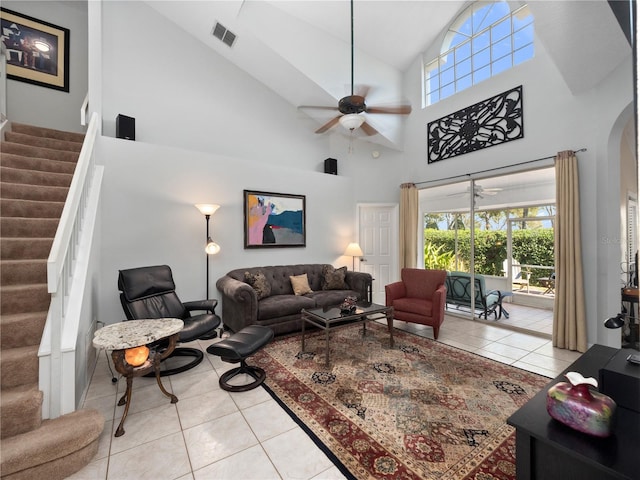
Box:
212 22 236 48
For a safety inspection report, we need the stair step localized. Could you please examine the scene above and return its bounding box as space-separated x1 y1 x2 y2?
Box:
0 182 70 202
4 132 83 153
1 198 65 218
0 344 40 388
1 142 79 163
1 217 59 238
1 259 47 286
0 409 104 479
0 123 101 478
0 383 43 438
11 122 86 144
0 284 50 316
1 152 77 175
1 237 53 260
0 312 47 348
0 165 73 188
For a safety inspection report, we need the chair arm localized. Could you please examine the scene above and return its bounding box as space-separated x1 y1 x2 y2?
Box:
385 282 407 306
183 299 218 313
433 284 446 318
345 271 373 301
216 275 258 333
486 289 505 301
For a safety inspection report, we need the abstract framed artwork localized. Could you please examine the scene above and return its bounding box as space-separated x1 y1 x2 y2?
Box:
427 85 524 163
244 190 306 248
0 8 70 92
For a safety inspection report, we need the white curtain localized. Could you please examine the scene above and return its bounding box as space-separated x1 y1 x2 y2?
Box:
553 151 588 352
400 183 418 269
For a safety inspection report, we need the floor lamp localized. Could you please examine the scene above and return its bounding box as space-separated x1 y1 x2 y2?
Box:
195 204 221 299
344 242 363 271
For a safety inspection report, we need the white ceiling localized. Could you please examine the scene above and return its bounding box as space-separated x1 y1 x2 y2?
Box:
144 1 631 149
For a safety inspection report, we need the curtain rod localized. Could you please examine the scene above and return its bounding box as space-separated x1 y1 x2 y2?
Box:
414 148 587 187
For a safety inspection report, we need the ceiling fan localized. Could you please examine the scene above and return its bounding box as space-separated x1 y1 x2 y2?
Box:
298 0 411 136
447 184 503 198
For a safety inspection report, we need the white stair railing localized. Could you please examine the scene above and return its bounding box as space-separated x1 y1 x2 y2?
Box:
39 111 103 418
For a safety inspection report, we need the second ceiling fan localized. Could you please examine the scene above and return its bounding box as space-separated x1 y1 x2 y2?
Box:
299 0 412 136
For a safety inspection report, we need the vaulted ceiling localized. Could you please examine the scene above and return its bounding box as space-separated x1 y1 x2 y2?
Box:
145 1 631 150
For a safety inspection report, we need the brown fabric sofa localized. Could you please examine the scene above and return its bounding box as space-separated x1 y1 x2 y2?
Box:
216 264 372 335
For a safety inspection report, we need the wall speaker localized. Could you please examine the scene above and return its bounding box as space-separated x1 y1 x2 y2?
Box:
324 158 337 175
116 114 135 141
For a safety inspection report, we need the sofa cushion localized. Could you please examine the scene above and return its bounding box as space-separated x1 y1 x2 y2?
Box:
321 265 348 290
309 290 360 307
290 274 313 295
244 271 271 300
227 264 328 295
258 294 316 320
392 297 434 316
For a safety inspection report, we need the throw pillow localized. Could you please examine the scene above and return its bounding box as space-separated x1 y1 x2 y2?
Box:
244 271 271 300
322 265 348 290
290 273 313 295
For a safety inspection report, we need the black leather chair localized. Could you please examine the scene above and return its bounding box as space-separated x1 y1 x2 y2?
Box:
118 264 222 376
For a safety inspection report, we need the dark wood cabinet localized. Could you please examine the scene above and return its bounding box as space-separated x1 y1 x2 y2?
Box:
507 345 640 480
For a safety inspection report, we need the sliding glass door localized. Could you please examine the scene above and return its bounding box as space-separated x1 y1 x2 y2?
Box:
420 167 556 330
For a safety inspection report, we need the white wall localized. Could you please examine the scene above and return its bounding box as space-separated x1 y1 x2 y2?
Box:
101 1 330 172
95 1 404 325
4 1 88 133
97 136 358 325
401 22 634 348
94 1 633 349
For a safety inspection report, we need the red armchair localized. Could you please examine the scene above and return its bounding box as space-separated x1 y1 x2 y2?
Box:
385 268 447 339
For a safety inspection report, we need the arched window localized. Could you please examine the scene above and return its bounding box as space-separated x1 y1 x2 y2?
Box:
424 1 534 106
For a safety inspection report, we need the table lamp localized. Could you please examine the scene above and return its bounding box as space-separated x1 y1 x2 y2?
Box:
344 242 363 271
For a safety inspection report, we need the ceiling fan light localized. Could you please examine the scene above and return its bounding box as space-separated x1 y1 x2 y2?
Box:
34 40 50 52
339 114 365 131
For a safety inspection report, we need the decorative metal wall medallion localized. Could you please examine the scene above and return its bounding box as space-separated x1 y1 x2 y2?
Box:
427 85 524 163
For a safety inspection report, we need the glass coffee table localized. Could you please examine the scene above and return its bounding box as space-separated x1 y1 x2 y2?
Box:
301 301 394 367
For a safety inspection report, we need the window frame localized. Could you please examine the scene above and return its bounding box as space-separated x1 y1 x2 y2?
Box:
424 2 534 107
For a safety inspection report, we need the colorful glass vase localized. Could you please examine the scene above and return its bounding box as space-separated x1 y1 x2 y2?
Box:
546 371 616 438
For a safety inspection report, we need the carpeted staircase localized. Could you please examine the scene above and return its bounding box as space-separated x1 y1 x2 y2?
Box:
0 123 104 479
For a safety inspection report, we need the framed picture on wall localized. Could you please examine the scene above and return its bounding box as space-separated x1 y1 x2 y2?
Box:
0 8 70 92
244 190 306 248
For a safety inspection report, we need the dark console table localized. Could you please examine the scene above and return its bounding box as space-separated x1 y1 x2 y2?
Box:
507 344 640 480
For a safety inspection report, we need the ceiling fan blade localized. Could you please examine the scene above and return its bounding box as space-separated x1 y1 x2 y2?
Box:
360 121 379 136
299 105 340 112
353 84 371 99
366 104 412 115
315 116 341 134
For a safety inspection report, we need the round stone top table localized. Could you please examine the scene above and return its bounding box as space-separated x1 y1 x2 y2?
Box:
92 318 183 351
93 319 184 437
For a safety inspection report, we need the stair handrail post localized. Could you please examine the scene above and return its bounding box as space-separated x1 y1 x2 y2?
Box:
43 112 99 418
80 93 89 127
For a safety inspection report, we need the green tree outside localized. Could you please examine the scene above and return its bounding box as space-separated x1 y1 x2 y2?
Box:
424 228 554 284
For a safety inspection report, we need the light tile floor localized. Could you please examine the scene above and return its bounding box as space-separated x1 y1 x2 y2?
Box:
71 314 581 480
445 300 554 337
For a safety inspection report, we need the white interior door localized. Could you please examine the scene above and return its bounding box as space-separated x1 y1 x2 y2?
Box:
357 204 398 304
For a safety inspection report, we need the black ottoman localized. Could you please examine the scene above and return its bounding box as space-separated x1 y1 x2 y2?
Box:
206 325 274 392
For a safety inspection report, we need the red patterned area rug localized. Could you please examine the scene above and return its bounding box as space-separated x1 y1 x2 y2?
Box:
254 322 550 480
